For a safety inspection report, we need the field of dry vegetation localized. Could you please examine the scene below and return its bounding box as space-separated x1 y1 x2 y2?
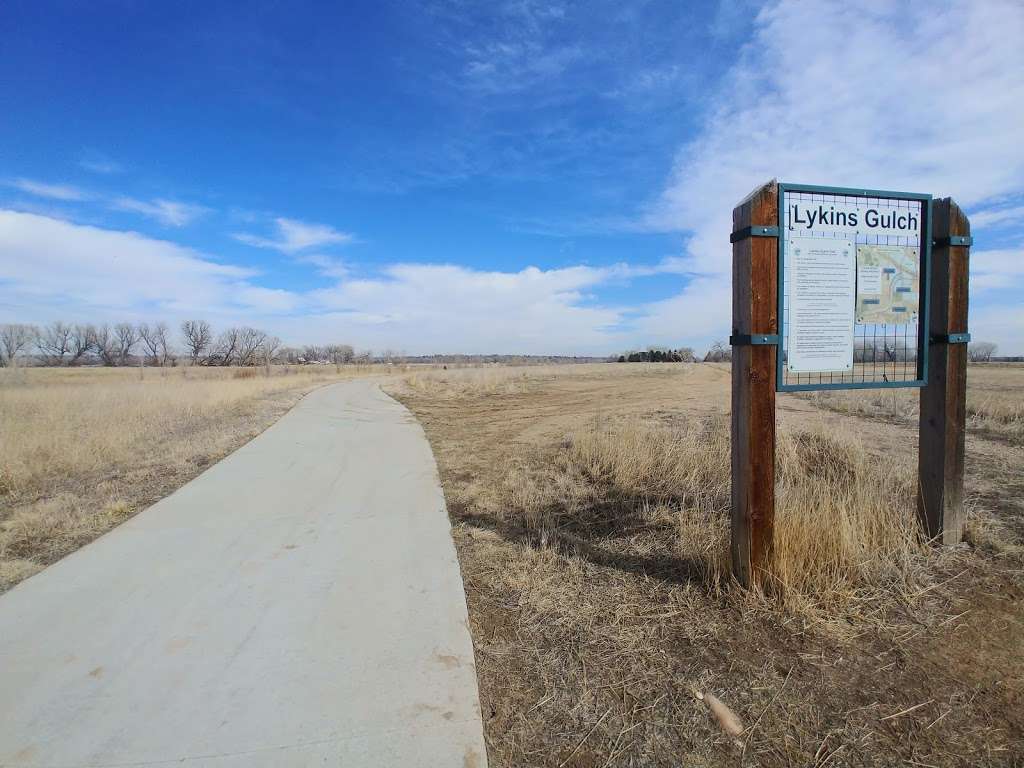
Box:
0 363 389 591
386 363 1024 767
2 360 1020 766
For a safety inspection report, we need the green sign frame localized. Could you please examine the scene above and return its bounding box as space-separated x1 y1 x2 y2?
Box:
776 182 933 392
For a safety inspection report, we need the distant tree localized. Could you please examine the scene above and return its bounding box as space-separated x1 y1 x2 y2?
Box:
235 327 267 366
262 335 283 364
325 344 355 364
140 322 173 366
210 327 241 366
113 322 139 366
37 321 73 366
678 347 697 363
68 324 95 365
181 320 212 365
91 324 117 366
703 340 731 363
968 341 997 362
0 323 38 367
617 355 626 363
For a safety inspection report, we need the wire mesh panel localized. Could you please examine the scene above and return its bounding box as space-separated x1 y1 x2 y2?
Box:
777 184 930 391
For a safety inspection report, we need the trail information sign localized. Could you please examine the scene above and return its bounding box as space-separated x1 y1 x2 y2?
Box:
778 183 931 391
730 181 970 589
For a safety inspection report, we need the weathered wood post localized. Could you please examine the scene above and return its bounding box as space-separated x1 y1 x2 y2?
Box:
730 181 778 587
919 198 971 544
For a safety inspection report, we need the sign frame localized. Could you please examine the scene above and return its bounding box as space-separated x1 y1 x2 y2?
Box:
776 182 933 392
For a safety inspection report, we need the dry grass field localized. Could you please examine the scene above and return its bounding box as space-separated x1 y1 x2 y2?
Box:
0 364 390 591
385 363 1024 767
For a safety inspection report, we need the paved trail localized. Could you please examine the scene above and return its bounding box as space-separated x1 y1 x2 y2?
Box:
0 381 487 767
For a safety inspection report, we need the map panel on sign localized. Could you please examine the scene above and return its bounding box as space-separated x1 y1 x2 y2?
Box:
855 244 919 324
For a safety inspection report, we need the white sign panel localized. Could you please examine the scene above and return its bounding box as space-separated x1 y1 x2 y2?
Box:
787 236 855 373
787 200 920 237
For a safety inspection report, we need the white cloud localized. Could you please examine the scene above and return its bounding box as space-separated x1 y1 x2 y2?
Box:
6 178 87 202
112 197 209 227
638 0 1024 353
0 210 295 321
971 248 1024 292
294 253 349 279
969 204 1024 229
0 210 645 354
234 217 354 253
304 263 629 354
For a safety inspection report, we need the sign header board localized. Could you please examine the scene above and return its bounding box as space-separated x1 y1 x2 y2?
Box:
776 183 932 392
787 200 920 237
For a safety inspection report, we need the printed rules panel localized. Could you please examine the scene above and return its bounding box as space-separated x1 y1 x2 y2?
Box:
786 236 855 373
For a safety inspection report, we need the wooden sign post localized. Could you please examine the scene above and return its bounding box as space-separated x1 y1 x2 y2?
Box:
730 181 778 589
730 182 970 589
919 199 971 544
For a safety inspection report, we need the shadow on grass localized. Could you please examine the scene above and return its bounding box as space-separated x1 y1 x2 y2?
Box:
452 503 714 589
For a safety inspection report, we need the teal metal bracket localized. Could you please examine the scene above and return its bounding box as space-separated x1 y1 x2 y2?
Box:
730 334 779 346
730 225 779 243
931 332 971 344
933 235 972 247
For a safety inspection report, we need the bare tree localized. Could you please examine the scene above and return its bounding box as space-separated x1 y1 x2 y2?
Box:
968 341 997 363
0 324 38 367
678 347 697 363
210 327 240 366
703 340 731 363
324 344 354 364
65 324 94 366
92 324 117 366
139 322 173 366
181 320 212 365
37 321 73 365
262 335 282 364
235 327 267 367
114 322 139 366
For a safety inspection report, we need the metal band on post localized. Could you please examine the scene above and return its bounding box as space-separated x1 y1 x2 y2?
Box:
729 334 779 346
933 235 972 248
931 332 971 344
730 225 779 243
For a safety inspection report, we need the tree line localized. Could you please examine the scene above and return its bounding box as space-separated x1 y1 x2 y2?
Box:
0 320 364 368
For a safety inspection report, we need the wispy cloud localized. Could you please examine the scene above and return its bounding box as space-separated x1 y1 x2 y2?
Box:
969 203 1024 230
294 253 349 279
79 153 124 175
971 247 1024 292
233 217 355 253
6 178 88 202
112 197 210 227
0 209 290 320
0 208 675 354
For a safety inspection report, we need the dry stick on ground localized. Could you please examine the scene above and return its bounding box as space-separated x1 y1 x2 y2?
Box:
880 699 935 722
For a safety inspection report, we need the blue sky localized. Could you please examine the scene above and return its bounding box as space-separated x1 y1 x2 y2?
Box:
1 0 1022 355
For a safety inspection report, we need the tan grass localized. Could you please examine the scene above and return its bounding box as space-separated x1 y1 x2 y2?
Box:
388 362 1023 766
496 416 924 613
0 364 385 590
803 363 1024 443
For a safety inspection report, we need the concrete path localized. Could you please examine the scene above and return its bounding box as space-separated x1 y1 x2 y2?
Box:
0 382 487 767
